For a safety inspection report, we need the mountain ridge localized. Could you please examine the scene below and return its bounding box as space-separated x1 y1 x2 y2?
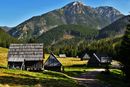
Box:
98 15 130 38
8 1 124 41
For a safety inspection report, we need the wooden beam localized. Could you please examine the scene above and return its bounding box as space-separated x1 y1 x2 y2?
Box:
93 53 101 62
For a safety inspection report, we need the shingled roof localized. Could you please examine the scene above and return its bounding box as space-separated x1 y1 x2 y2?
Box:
8 44 43 62
81 53 90 59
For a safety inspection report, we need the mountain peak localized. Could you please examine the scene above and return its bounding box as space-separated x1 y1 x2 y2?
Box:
63 1 88 15
66 1 85 7
71 1 84 6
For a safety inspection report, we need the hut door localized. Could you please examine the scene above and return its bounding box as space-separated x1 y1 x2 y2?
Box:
36 61 42 68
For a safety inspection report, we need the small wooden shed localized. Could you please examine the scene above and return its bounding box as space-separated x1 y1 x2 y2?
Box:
8 44 44 71
87 53 111 67
44 53 62 71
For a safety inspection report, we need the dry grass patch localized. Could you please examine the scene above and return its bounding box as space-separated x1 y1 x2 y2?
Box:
63 34 74 40
0 47 8 67
57 57 87 66
44 54 87 67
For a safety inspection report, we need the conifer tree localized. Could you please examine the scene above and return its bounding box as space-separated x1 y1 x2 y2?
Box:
119 15 130 80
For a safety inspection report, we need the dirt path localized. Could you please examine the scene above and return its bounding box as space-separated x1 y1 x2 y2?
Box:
72 69 111 87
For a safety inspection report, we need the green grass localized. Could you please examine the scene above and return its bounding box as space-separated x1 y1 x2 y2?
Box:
0 68 81 87
63 64 88 77
97 69 130 87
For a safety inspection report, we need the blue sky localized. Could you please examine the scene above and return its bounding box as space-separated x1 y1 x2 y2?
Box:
0 0 130 27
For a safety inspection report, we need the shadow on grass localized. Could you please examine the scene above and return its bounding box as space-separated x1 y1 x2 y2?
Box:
0 76 39 86
97 71 130 87
68 64 87 67
0 75 80 87
0 66 7 69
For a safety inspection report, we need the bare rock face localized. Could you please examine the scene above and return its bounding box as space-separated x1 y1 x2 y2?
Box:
95 6 123 22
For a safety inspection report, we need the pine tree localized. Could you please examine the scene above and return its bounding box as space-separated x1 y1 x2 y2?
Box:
119 15 130 80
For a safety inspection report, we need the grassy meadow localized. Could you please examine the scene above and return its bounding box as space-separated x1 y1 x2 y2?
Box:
0 47 129 87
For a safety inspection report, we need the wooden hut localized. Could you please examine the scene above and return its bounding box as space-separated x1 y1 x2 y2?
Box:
93 53 112 64
8 44 44 71
87 53 111 67
80 53 90 60
44 53 62 71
